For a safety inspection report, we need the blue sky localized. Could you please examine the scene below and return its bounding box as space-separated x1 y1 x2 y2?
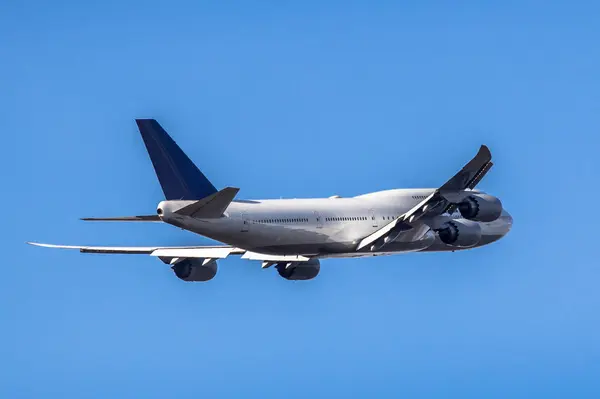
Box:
2 1 600 397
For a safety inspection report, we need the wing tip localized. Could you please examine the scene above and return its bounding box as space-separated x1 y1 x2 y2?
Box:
27 242 81 250
27 241 55 248
479 144 492 160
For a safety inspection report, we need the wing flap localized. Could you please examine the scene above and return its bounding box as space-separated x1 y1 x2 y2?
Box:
241 251 310 262
151 247 240 259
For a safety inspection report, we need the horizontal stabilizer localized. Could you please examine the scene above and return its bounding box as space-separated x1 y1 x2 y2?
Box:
175 187 239 218
81 215 161 222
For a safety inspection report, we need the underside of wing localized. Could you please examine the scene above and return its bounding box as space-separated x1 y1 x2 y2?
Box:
439 145 492 192
401 144 493 223
27 241 317 272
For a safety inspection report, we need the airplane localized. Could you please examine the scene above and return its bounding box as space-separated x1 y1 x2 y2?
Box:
28 119 513 282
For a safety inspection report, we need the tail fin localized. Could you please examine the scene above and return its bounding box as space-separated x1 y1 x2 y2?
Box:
136 119 218 200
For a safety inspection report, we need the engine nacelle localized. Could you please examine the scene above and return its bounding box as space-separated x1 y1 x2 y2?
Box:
172 259 218 282
436 219 482 248
276 259 320 281
458 194 502 222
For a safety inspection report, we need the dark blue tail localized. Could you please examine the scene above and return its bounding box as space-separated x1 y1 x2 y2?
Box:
136 119 217 200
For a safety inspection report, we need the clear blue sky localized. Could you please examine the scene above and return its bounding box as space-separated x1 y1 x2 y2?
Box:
2 1 599 397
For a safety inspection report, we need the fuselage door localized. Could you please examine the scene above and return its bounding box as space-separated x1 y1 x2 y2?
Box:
241 212 249 232
314 211 323 229
369 209 378 228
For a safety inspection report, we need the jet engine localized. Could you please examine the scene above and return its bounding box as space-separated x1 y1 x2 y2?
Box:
276 259 320 281
457 194 502 222
171 259 218 282
436 219 482 248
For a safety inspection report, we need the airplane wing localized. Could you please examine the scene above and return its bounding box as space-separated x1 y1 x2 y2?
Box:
27 241 319 270
27 242 311 263
357 145 493 251
81 215 161 222
438 145 492 193
27 242 244 257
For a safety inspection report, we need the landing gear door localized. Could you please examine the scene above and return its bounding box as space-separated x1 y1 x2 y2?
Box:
241 212 249 232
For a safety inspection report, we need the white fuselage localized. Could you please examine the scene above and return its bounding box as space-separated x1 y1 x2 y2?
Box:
158 188 513 258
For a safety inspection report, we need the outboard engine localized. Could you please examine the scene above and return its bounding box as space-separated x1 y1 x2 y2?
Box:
276 259 320 281
172 259 218 282
457 193 503 222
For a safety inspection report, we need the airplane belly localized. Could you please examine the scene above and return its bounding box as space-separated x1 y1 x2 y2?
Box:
251 224 355 255
179 216 338 254
320 230 436 259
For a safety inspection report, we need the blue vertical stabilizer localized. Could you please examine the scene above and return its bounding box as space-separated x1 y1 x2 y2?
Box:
135 119 218 200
